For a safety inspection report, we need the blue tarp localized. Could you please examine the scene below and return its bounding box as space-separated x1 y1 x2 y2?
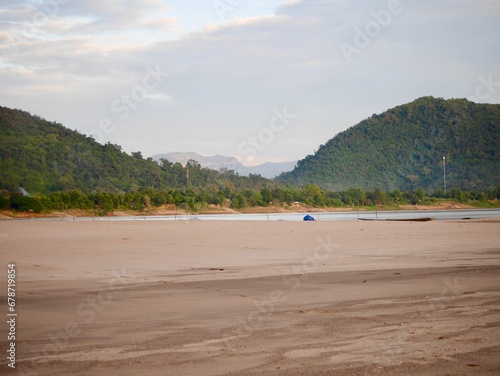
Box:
303 215 315 221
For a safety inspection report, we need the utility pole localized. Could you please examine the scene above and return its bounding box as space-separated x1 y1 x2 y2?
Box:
443 156 446 193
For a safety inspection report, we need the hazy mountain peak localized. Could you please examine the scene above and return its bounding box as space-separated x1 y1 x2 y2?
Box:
152 152 296 179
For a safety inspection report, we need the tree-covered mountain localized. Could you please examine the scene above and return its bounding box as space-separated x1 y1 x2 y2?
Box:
0 106 275 195
278 97 500 191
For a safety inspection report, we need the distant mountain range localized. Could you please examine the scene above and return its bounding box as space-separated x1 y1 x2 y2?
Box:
151 152 296 179
278 97 500 191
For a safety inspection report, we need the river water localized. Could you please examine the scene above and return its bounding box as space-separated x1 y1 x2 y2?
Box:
11 209 500 222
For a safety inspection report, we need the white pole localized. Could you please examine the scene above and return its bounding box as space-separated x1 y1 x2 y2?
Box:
443 156 446 193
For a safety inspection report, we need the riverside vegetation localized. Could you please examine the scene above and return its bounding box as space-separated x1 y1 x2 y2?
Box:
1 186 499 216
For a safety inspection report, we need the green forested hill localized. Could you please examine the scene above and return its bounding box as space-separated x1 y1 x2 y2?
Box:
279 97 500 191
0 106 272 194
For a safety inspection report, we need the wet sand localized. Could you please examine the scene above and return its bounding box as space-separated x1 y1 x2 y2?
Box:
0 219 499 375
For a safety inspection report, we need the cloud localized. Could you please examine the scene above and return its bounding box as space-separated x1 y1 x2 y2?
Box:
56 0 177 34
1 0 177 56
0 0 499 162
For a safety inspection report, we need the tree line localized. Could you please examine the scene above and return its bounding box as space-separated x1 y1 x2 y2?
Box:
1 186 498 216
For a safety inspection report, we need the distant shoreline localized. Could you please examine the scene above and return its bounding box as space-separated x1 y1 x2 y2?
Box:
1 203 499 220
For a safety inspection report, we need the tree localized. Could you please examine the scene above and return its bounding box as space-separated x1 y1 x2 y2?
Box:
260 188 273 205
0 195 10 209
407 174 420 188
302 184 326 206
230 194 247 209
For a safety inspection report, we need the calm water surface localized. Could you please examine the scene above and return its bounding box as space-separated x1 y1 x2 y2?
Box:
10 209 500 222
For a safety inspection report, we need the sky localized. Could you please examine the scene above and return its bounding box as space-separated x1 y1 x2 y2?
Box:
1 0 499 166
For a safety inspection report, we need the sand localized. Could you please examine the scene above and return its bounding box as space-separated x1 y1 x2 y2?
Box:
0 219 499 375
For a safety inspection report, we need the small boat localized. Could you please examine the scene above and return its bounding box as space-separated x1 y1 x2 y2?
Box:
358 217 434 222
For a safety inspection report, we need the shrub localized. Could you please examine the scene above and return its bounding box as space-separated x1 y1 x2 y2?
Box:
10 195 44 213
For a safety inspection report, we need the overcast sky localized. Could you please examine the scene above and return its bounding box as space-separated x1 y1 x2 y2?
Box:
1 0 499 165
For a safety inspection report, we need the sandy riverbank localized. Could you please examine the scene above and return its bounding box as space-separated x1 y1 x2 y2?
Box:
0 220 499 375
1 200 492 219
